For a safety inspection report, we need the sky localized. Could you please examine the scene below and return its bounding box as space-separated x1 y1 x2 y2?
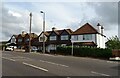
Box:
1 0 119 41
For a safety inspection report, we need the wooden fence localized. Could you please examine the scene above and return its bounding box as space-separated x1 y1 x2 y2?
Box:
112 49 120 57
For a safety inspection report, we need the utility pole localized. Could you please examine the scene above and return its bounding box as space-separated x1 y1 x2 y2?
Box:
40 11 45 54
29 12 32 52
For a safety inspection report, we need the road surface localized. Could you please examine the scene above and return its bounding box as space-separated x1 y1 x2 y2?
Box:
2 51 120 77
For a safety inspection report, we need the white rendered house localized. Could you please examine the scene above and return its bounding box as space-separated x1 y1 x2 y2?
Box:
71 23 106 48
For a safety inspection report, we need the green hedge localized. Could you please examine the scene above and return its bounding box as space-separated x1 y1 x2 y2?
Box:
56 46 112 58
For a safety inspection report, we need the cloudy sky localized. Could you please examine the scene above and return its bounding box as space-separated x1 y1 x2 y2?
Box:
1 0 119 41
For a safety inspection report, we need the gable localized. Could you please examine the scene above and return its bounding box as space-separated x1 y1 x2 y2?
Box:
72 23 98 35
50 31 57 36
61 30 69 35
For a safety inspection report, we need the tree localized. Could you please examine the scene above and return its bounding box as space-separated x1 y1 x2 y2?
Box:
106 36 120 49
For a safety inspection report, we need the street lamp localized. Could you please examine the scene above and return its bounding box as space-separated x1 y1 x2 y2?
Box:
29 12 32 52
71 38 74 56
71 41 74 56
40 11 45 54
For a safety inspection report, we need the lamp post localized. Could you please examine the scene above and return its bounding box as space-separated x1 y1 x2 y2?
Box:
72 41 74 56
29 12 32 52
40 11 45 54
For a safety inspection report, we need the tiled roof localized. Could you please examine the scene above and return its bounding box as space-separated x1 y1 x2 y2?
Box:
18 33 38 38
29 33 38 38
13 35 18 38
72 23 98 35
54 29 73 35
65 29 73 34
40 29 73 37
44 31 52 36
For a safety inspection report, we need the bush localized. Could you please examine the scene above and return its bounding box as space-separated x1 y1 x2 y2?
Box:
56 46 112 59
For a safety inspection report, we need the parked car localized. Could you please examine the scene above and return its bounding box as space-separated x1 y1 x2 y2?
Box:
6 46 13 51
31 46 38 52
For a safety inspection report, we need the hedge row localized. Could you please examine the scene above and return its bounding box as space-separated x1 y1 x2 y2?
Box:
56 46 112 58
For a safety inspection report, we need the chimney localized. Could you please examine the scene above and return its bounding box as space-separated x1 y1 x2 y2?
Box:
97 23 101 33
22 31 26 35
101 26 104 34
52 27 56 31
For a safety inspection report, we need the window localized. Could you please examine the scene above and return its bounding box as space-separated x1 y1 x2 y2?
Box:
18 38 22 42
50 36 56 40
26 38 29 42
61 35 68 40
83 34 92 40
74 35 78 40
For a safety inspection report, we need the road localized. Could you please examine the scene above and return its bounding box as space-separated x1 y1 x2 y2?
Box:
2 51 120 77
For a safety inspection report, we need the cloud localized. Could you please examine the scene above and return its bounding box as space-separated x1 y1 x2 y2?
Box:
1 2 118 41
8 10 22 17
2 5 30 41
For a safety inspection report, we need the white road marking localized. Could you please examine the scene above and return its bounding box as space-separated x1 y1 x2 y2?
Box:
2 57 16 61
39 60 69 67
22 62 48 72
107 61 118 64
91 71 110 76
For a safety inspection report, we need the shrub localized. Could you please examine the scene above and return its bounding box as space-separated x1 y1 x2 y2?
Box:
56 46 112 59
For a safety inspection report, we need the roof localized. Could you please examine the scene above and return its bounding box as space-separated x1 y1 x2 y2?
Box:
29 33 38 38
39 29 73 37
72 23 98 35
18 33 38 38
12 35 18 38
38 31 52 37
44 31 52 36
53 29 73 35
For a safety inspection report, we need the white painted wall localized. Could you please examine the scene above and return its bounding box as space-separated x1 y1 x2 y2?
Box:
11 36 16 43
47 44 56 52
96 34 105 48
39 33 47 42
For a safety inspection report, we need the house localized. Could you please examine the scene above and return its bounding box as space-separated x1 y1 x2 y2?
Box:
37 27 73 52
6 34 18 46
9 35 18 44
71 23 106 48
16 31 26 49
16 31 38 49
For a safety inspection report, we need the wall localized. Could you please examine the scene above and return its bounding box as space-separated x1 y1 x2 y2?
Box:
39 33 47 42
96 34 105 48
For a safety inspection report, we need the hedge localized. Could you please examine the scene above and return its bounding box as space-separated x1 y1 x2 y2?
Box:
56 46 112 58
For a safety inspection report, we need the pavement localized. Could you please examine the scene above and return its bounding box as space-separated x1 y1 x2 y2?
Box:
2 51 120 77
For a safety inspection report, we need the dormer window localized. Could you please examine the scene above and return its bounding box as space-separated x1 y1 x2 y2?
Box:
50 36 56 40
18 38 22 42
26 38 30 42
61 35 68 40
